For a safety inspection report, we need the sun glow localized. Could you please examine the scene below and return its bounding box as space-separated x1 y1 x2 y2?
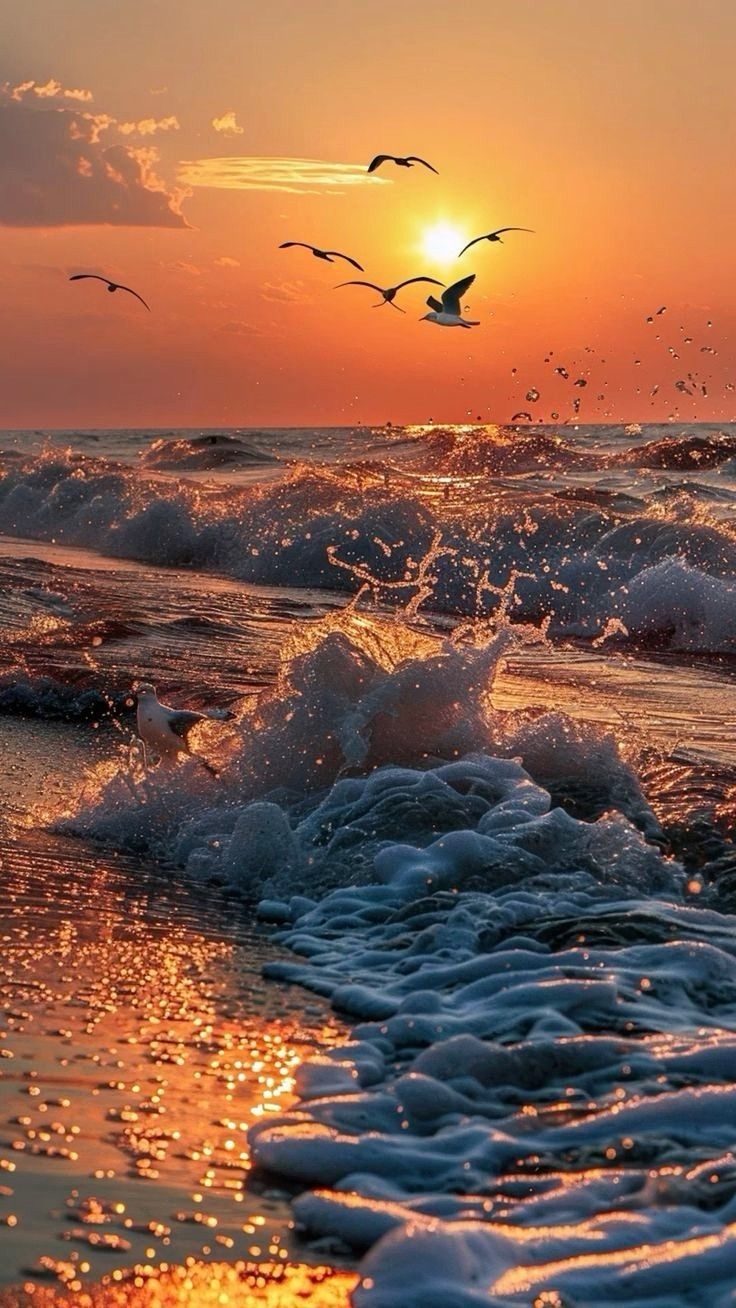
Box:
420 221 467 266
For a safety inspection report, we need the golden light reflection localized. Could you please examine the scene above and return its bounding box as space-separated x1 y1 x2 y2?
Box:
0 1261 358 1307
0 822 344 1287
493 1223 736 1297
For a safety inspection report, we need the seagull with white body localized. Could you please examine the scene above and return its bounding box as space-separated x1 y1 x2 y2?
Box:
135 683 233 775
458 228 534 256
69 274 150 310
335 275 443 313
278 242 364 271
421 274 479 328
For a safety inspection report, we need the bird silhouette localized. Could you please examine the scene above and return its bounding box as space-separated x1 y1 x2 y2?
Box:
367 154 438 175
69 274 150 310
335 276 443 313
458 228 534 257
421 275 479 328
279 243 363 270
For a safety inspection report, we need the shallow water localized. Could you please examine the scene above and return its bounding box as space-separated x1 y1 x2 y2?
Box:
2 423 736 1303
0 719 346 1293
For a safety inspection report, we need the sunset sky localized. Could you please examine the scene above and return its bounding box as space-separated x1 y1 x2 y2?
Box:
1 0 735 429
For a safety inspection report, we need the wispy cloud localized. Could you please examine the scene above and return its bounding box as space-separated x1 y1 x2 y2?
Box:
178 156 387 194
261 280 309 304
211 111 244 136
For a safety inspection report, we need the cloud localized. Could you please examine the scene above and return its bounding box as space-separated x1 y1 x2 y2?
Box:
118 116 180 137
0 90 188 228
214 255 241 267
211 111 244 136
261 280 308 303
217 319 260 335
160 260 201 276
178 156 387 194
5 78 93 102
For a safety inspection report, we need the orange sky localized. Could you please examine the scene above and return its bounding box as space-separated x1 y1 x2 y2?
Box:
1 0 735 428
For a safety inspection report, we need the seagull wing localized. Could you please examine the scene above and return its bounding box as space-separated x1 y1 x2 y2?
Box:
117 283 151 311
164 708 205 741
441 275 476 315
326 252 365 271
367 155 394 173
491 227 535 236
279 242 314 251
335 280 383 292
69 274 112 286
406 157 439 174
393 277 443 291
458 235 485 257
426 295 444 313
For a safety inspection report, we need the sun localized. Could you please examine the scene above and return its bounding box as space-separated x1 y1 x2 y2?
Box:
420 221 466 266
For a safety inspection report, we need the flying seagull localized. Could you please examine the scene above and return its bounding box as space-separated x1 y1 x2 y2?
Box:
421 274 479 328
135 683 233 775
279 242 363 271
458 228 534 257
367 154 438 175
335 276 443 313
69 274 150 310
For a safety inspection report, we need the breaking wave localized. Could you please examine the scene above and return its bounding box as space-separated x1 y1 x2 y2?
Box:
59 611 736 1304
2 431 736 651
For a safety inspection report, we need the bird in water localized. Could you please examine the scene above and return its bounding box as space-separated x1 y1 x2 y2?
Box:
458 228 534 256
335 275 443 313
278 242 364 270
421 274 479 328
367 153 438 175
69 274 150 310
135 683 233 775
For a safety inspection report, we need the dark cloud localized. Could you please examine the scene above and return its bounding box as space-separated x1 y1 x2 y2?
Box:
0 93 188 228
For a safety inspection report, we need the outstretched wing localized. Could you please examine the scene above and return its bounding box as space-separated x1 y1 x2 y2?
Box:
492 227 534 236
279 241 314 251
367 154 394 173
406 157 439 174
441 274 476 315
69 273 111 286
117 283 151 311
327 251 364 271
165 709 204 740
394 277 443 291
426 295 443 313
335 280 383 292
458 235 485 258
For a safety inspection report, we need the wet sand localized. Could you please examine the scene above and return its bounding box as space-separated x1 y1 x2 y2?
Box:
0 719 353 1300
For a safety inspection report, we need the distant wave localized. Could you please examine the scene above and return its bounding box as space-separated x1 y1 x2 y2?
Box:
140 431 278 470
1 443 735 651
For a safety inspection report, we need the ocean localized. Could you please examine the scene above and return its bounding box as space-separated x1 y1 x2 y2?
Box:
1 422 736 1304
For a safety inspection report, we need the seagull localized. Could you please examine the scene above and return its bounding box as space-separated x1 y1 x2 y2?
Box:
458 228 534 257
367 154 438 175
69 274 150 310
335 276 443 313
135 683 233 775
421 274 479 328
278 243 363 271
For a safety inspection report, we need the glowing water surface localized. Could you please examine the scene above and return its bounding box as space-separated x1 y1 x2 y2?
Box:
0 720 348 1299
